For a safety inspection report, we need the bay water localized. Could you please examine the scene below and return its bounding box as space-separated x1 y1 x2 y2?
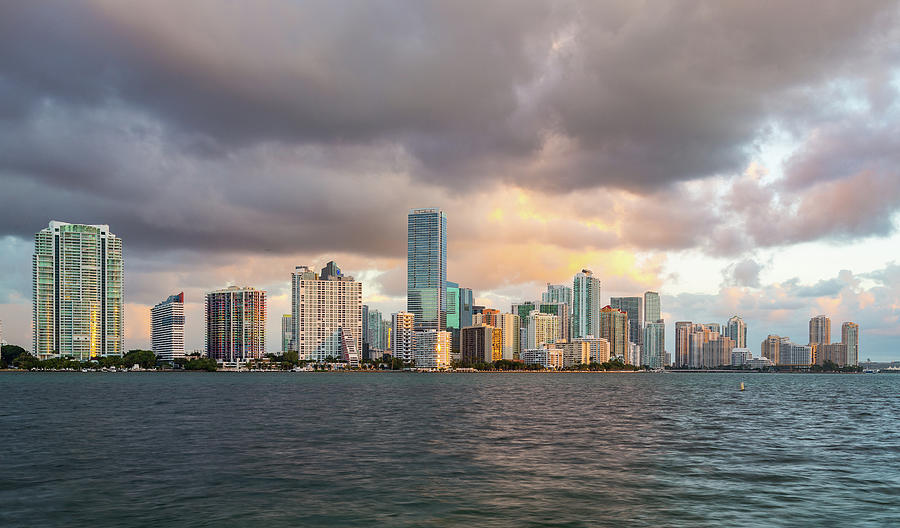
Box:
1 372 898 527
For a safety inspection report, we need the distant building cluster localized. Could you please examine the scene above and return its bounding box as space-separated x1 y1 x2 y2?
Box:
27 217 860 369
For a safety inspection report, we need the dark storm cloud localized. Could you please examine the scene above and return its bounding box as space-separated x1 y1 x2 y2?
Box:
0 0 899 257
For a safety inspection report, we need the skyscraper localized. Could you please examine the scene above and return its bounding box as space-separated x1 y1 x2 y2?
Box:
496 312 521 360
291 262 362 362
366 308 388 353
151 292 185 362
33 221 124 360
474 308 501 327
761 335 781 365
206 286 266 362
461 325 501 364
525 310 560 349
572 269 600 339
281 314 293 353
842 322 859 366
644 320 665 368
809 315 831 345
414 330 450 369
573 337 611 364
542 283 573 310
725 315 747 349
392 311 415 362
674 321 692 367
408 208 447 331
445 280 473 359
610 296 642 345
600 306 628 359
644 291 661 324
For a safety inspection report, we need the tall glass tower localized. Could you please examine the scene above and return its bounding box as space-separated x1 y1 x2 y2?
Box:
572 269 600 338
408 208 447 331
33 221 124 360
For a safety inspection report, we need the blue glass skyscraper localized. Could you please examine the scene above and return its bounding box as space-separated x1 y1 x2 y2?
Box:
408 208 447 331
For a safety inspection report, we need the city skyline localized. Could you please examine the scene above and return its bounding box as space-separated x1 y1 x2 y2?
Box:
1 3 900 360
13 217 868 368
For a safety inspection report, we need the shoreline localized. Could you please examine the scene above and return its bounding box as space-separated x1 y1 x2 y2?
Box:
0 368 872 374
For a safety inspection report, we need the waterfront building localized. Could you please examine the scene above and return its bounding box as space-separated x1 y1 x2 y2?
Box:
809 315 831 346
674 321 692 367
761 335 781 365
574 337 611 364
525 310 560 349
627 342 641 366
206 286 266 362
461 325 501 363
291 262 362 362
391 311 415 362
408 208 447 331
414 330 450 369
731 347 753 367
497 312 521 360
445 281 473 329
644 291 661 324
701 335 735 367
521 347 563 369
572 269 601 339
600 306 628 359
704 323 721 334
817 342 848 366
686 324 722 368
366 308 388 354
643 320 665 368
842 322 859 366
362 305 369 354
746 356 773 369
512 301 570 342
281 314 293 353
610 296 642 345
151 292 185 362
539 301 571 342
778 339 813 367
32 221 124 360
341 331 360 368
555 341 590 367
725 316 747 349
542 283 573 310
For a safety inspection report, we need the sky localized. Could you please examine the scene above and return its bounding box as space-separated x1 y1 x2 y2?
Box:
1 1 900 360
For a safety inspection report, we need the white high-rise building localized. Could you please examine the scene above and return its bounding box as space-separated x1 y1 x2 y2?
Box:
731 348 753 366
392 311 416 362
151 292 185 362
414 330 450 369
33 221 124 360
525 310 560 350
572 269 600 339
292 262 362 362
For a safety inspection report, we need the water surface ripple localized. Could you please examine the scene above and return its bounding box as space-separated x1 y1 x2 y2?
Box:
1 373 898 527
